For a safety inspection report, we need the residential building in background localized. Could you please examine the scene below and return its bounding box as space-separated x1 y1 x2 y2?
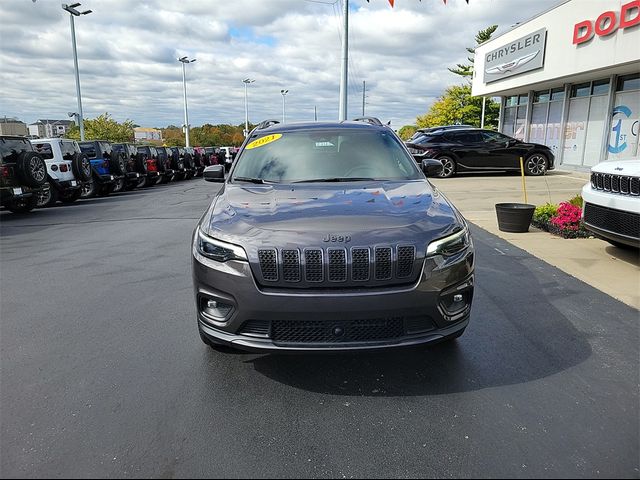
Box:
134 127 163 144
472 0 640 169
28 119 75 138
0 117 28 136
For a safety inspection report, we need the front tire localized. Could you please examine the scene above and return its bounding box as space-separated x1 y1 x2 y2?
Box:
35 181 58 208
525 153 548 176
80 180 97 199
59 189 82 203
437 156 456 178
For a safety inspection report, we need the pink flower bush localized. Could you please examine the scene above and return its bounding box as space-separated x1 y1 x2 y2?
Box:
550 202 582 232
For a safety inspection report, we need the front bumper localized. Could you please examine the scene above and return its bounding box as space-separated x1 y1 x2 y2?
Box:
192 243 474 352
125 172 143 183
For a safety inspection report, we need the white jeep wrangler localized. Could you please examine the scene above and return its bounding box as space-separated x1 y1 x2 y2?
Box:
32 138 92 207
582 159 640 249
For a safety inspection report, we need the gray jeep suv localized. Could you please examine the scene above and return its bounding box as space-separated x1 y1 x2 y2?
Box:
192 119 475 352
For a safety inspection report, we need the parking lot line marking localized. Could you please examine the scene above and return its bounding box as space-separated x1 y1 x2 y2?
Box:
494 247 507 255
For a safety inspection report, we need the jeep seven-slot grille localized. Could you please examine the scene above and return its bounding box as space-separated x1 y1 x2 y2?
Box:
257 245 417 286
591 172 640 196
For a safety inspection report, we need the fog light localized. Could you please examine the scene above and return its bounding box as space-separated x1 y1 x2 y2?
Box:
203 299 233 319
453 294 463 303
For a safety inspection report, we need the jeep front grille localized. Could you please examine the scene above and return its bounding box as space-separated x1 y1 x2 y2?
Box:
591 172 640 196
256 245 419 288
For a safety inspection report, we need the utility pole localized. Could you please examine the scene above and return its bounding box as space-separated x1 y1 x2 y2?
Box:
362 80 366 116
338 0 348 120
481 96 486 129
314 105 317 121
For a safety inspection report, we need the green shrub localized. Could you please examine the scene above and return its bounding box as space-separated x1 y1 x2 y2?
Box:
533 203 558 225
568 194 583 208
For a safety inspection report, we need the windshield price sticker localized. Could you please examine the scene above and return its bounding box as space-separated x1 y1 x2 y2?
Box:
246 134 282 150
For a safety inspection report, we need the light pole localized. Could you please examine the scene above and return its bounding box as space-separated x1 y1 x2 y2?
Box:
243 78 255 137
62 3 92 141
178 56 196 147
280 89 288 123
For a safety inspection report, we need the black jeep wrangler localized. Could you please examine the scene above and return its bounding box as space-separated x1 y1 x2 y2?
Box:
112 143 148 190
0 136 47 213
168 147 187 180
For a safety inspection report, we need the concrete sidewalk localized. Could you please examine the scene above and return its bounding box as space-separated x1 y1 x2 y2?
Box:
430 170 640 310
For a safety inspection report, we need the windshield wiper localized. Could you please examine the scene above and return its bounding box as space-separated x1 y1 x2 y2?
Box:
292 177 380 183
233 177 278 184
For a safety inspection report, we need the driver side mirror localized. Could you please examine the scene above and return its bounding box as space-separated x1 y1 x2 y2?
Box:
421 159 443 177
203 165 225 182
506 139 518 147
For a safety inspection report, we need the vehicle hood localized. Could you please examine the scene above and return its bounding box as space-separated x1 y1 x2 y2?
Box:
201 181 465 250
591 159 640 176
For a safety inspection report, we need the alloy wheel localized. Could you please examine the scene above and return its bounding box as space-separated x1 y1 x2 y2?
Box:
30 156 46 183
35 184 51 207
526 155 547 176
439 157 455 178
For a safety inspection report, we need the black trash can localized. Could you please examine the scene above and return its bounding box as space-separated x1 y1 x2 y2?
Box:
495 203 536 233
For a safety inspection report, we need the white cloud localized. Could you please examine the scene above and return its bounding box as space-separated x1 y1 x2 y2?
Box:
1 0 561 130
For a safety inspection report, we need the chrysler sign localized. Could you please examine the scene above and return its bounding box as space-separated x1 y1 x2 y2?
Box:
483 28 547 84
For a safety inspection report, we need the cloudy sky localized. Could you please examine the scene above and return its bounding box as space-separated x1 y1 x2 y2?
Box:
1 0 561 129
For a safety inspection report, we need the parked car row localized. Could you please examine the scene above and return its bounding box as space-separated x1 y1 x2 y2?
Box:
0 135 237 213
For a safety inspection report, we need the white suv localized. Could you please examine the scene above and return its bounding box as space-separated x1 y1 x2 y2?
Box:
582 159 640 249
32 138 92 207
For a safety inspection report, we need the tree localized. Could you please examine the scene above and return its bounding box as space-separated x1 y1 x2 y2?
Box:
398 125 418 141
65 113 135 142
449 25 498 79
416 84 499 130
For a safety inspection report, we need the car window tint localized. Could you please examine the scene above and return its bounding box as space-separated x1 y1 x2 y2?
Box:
60 141 80 160
100 142 112 157
79 144 97 158
481 131 510 143
33 143 54 159
233 130 421 183
446 132 481 143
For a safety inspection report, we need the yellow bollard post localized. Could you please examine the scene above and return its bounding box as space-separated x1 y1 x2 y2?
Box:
519 156 528 204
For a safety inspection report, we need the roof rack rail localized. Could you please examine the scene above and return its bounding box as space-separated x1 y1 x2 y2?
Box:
352 116 383 126
255 119 281 130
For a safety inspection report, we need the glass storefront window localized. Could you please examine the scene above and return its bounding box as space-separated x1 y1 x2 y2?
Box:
616 73 640 92
571 83 591 97
591 79 610 96
505 96 518 107
534 90 550 103
551 87 565 101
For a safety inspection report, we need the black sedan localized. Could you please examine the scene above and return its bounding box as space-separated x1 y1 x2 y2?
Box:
405 128 555 177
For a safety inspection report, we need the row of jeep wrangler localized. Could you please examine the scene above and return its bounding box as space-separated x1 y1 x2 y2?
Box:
0 135 236 213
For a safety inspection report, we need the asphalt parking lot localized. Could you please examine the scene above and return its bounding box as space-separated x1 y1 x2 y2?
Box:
1 179 638 478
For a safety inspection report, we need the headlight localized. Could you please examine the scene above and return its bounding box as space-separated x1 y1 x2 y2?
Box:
196 228 247 262
426 227 470 257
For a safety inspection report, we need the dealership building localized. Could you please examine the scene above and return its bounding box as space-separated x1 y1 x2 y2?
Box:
472 0 640 170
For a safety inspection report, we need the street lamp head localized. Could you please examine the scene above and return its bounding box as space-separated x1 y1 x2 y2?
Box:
62 2 90 16
281 89 288 95
243 78 255 84
190 59 196 63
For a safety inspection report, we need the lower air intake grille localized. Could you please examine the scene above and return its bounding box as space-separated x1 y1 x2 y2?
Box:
271 317 405 344
238 320 270 338
584 203 640 240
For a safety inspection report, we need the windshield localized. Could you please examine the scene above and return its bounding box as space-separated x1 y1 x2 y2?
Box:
232 129 421 183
